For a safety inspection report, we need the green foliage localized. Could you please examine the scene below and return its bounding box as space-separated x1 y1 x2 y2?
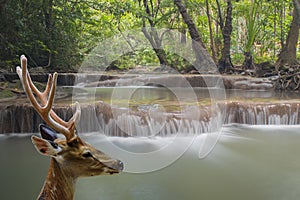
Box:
0 0 298 71
242 0 261 53
0 0 88 70
109 49 158 70
229 0 294 65
0 89 15 99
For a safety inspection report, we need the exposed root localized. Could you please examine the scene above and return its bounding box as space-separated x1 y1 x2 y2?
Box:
275 65 300 91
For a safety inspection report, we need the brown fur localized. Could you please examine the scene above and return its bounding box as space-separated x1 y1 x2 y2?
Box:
34 137 123 200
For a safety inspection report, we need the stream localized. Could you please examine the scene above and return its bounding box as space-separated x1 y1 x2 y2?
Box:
1 84 300 199
1 124 300 200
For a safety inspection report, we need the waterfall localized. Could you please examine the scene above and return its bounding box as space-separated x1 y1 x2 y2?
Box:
1 101 300 135
77 101 300 136
225 102 300 125
0 104 76 134
0 104 39 133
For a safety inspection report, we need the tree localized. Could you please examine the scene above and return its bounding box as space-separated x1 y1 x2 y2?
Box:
294 0 300 16
0 0 88 70
174 0 216 71
241 0 261 69
217 0 234 73
276 0 300 68
140 0 171 67
1 0 298 72
205 0 217 62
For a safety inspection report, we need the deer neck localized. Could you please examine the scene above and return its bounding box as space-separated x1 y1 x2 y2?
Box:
37 158 77 200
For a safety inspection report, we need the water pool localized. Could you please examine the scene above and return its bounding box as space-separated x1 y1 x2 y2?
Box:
1 124 300 200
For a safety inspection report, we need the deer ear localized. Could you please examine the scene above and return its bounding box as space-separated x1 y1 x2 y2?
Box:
39 124 58 141
31 135 61 157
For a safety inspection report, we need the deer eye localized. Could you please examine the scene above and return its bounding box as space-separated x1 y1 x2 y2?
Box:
82 152 93 158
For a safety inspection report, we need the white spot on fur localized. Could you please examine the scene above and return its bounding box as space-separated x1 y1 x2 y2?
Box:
54 155 64 164
53 185 57 192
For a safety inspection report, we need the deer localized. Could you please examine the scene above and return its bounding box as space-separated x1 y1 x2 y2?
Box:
16 55 123 200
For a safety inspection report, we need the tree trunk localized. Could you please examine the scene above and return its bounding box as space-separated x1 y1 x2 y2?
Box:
43 0 53 67
174 0 205 48
217 0 234 73
205 0 217 62
142 27 171 67
243 51 255 69
294 0 300 17
174 0 216 71
276 2 300 69
141 0 170 67
142 27 170 67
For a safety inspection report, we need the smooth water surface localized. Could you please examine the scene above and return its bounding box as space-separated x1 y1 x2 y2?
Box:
1 124 300 200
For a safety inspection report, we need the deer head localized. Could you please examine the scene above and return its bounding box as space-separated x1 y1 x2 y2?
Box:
17 55 123 199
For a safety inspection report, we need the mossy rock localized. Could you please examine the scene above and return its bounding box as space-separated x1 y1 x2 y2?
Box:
0 88 15 99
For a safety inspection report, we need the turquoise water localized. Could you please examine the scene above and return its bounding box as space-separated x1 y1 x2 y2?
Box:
1 124 300 200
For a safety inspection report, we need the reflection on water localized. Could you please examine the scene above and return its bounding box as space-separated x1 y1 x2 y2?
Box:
4 86 290 108
1 124 300 200
72 86 213 112
72 86 300 109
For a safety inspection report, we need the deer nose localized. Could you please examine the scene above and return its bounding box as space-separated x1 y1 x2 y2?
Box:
104 160 124 171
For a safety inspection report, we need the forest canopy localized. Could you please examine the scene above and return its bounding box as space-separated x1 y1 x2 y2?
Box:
0 0 299 74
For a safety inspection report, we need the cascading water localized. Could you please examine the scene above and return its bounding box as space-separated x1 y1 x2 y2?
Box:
225 101 300 125
74 100 300 135
1 87 300 199
92 103 224 137
1 100 300 135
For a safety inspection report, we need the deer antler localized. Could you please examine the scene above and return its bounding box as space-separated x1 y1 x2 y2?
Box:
16 55 81 142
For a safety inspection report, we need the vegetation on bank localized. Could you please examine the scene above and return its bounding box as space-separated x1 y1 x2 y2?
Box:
0 0 299 76
0 79 48 100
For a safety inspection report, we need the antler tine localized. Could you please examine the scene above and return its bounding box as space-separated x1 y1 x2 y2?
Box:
17 55 80 141
27 72 53 105
70 102 81 125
